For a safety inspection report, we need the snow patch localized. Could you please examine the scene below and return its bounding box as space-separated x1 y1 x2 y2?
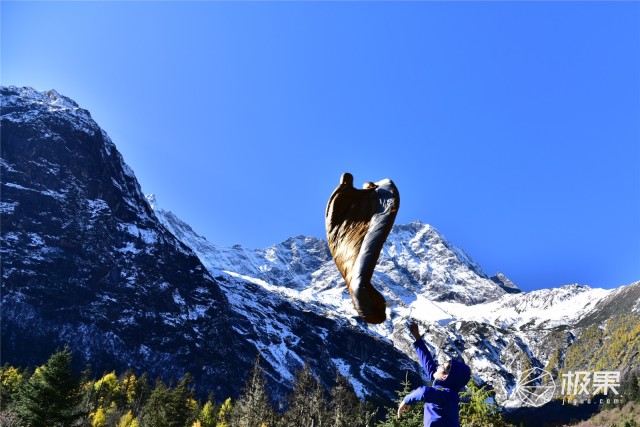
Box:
117 242 140 254
173 290 186 306
0 201 19 214
363 363 393 380
111 178 123 191
4 182 65 200
332 358 367 399
87 199 110 217
225 271 303 301
27 233 44 247
188 305 208 320
119 223 158 245
1 109 41 123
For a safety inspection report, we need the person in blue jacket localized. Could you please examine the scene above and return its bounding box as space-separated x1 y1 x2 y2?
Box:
397 322 471 427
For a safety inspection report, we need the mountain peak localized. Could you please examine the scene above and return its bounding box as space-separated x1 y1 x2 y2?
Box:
3 86 82 112
146 193 158 210
391 220 430 236
491 272 522 294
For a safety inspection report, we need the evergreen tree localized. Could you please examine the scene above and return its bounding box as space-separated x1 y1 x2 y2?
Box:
310 371 330 427
14 348 83 427
329 372 366 427
233 356 274 427
376 372 422 427
362 400 379 427
624 371 639 403
172 373 199 426
459 379 507 427
139 375 198 427
132 372 152 415
280 362 328 427
139 380 172 427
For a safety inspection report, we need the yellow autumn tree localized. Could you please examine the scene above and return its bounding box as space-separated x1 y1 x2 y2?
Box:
94 371 120 406
117 410 139 427
217 397 233 427
199 400 216 427
91 406 107 427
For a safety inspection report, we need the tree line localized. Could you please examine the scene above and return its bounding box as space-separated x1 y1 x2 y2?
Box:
0 348 509 427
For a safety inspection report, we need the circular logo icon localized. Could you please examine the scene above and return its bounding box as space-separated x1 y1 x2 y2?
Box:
513 367 556 407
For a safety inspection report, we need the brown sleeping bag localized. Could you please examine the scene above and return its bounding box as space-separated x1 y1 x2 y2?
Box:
325 172 400 324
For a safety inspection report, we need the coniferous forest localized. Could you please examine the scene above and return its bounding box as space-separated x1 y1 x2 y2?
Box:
0 348 515 427
3 348 640 426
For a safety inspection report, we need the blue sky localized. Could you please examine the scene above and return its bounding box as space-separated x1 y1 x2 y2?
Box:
2 1 638 292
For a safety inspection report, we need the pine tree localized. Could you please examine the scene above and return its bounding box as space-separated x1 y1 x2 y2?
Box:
375 372 423 427
310 371 330 427
280 362 328 427
171 373 199 426
625 371 639 403
329 372 366 427
459 379 507 427
233 355 274 427
132 372 152 414
14 347 83 427
198 400 217 427
138 380 172 427
138 375 198 427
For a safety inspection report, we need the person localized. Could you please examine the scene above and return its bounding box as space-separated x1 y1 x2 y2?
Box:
397 322 471 427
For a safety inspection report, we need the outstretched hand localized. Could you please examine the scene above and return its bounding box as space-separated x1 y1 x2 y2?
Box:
397 401 411 419
409 322 421 341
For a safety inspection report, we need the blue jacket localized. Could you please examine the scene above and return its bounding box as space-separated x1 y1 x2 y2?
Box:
403 339 471 427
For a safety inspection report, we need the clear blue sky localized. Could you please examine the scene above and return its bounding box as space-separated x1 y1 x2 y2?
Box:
2 1 638 292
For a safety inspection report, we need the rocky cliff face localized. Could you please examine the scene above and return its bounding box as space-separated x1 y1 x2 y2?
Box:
0 86 254 398
0 86 422 403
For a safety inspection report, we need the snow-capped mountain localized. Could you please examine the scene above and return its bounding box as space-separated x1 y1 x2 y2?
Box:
2 86 637 410
150 195 637 406
0 86 423 404
0 86 252 398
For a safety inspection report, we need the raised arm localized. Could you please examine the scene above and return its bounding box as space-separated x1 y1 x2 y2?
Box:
409 323 437 381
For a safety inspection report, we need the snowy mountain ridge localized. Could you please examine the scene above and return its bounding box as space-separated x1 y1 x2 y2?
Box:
148 194 611 330
148 194 621 405
1 86 425 405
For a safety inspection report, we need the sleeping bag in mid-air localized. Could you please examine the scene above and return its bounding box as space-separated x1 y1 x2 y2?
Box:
325 172 400 324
